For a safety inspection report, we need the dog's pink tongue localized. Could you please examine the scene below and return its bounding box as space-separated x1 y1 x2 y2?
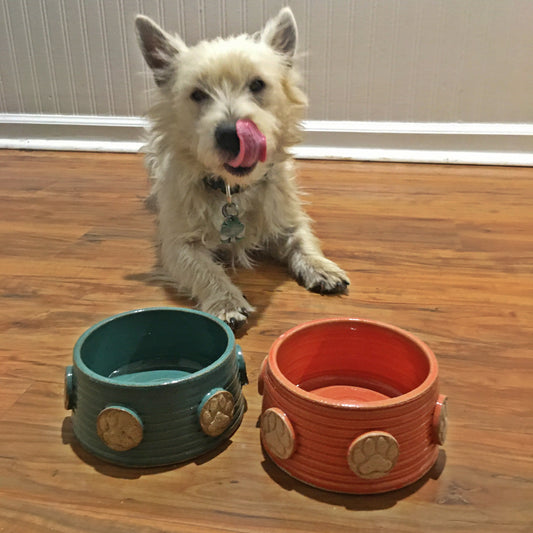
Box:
227 119 267 168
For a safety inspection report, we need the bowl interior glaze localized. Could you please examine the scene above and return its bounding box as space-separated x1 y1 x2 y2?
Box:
76 309 231 385
273 319 434 406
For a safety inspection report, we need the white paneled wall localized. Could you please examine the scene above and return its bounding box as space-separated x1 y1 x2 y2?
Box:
1 0 533 164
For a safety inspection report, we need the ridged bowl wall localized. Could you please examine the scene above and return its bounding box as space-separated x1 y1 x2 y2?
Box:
259 318 447 494
64 308 248 467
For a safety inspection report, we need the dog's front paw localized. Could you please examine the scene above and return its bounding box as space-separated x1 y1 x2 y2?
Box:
203 294 254 331
222 308 250 331
294 256 350 295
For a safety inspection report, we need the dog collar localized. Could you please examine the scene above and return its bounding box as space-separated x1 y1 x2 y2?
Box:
203 165 273 195
203 176 242 195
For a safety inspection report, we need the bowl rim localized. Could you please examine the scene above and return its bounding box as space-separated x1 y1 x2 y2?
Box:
73 307 235 389
267 317 439 410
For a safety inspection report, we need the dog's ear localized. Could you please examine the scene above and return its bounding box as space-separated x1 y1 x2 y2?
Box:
262 7 298 59
135 15 184 87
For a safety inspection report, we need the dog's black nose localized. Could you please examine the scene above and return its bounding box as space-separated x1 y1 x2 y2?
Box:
215 122 240 158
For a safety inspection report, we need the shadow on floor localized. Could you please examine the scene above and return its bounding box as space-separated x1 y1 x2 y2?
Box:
260 446 447 511
61 416 234 479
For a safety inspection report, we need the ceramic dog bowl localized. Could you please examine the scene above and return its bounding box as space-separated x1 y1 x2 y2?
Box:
258 318 448 494
64 307 248 467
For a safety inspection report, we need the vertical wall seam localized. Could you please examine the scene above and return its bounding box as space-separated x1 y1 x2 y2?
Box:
344 0 356 120
364 1 378 121
407 2 423 121
476 5 492 122
39 0 60 114
386 0 400 122
240 0 246 34
98 0 115 115
217 0 224 35
324 1 332 120
0 66 6 111
452 3 470 123
177 0 186 41
21 0 43 113
427 0 444 122
59 0 78 115
1 0 24 112
223 0 228 36
199 0 207 38
79 0 97 115
118 0 135 116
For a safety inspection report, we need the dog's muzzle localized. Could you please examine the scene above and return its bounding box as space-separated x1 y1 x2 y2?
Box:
215 120 267 177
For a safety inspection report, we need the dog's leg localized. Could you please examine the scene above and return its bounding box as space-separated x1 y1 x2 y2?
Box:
275 223 350 295
161 241 254 330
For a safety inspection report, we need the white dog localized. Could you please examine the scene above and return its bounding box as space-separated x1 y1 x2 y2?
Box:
135 7 349 330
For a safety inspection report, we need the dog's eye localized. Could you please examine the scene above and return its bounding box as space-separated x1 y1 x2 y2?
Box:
190 89 209 102
249 78 266 93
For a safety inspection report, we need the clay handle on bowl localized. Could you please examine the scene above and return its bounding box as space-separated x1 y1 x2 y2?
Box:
64 366 75 410
258 357 268 395
236 344 248 385
432 394 448 445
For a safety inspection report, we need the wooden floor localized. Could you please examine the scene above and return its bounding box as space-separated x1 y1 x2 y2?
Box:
0 150 531 532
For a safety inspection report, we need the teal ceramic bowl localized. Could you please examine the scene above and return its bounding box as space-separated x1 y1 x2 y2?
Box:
64 308 247 467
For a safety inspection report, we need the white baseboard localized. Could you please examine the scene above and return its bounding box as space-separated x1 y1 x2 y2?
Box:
0 114 145 153
1 114 532 166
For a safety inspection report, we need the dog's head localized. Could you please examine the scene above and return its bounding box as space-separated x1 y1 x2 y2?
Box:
135 8 307 187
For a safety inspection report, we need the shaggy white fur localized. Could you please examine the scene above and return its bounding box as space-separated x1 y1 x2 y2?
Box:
135 7 349 329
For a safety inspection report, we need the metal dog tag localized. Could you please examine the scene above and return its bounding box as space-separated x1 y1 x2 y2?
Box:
220 202 245 243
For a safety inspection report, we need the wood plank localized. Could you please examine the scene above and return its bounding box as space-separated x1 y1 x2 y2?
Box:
0 150 531 532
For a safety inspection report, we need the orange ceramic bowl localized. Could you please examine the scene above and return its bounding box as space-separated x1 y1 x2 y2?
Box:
259 318 448 494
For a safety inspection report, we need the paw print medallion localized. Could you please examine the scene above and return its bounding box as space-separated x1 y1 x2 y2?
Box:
261 408 295 460
348 431 399 479
199 390 235 437
96 406 144 451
